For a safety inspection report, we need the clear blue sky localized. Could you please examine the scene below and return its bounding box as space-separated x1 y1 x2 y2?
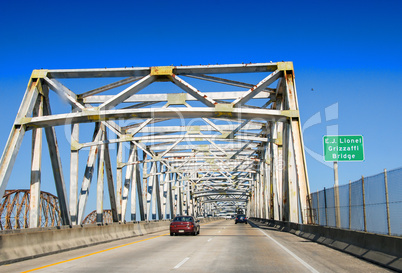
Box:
1 0 401 199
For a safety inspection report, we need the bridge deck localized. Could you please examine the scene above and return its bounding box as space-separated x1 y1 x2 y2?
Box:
2 219 391 273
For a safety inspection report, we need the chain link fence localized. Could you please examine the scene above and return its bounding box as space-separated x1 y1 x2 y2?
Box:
310 167 402 236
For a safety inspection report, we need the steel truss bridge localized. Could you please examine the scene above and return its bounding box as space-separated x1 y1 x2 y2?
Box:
0 62 312 228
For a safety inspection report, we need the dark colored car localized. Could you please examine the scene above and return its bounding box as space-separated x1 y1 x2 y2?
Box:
170 216 200 236
235 214 247 224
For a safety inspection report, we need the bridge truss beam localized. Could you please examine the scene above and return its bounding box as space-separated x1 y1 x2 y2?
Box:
0 62 312 227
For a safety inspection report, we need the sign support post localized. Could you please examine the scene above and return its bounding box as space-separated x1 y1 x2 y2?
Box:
323 135 365 229
333 161 341 228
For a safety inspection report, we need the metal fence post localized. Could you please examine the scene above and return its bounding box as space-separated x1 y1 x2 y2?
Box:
349 180 351 230
316 191 320 225
361 176 367 232
384 169 391 235
324 187 328 226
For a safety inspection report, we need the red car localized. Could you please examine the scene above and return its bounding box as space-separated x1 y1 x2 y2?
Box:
170 216 200 236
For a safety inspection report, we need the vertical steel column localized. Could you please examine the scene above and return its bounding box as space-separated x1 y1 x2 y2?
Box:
283 68 312 224
255 172 260 218
135 151 145 221
270 136 277 220
148 161 156 220
178 178 183 215
29 95 43 228
286 121 300 223
272 92 284 221
264 143 270 220
154 162 162 220
172 173 178 216
104 135 118 222
256 169 259 218
384 169 391 235
260 163 266 218
69 114 80 225
130 152 137 221
96 126 106 224
121 143 136 221
168 172 174 219
184 180 189 215
282 122 291 222
252 173 257 217
116 141 123 221
161 172 168 219
142 154 148 220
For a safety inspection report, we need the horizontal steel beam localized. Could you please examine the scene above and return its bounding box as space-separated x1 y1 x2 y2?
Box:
203 198 247 203
194 190 249 197
21 108 293 129
84 91 271 104
46 63 280 79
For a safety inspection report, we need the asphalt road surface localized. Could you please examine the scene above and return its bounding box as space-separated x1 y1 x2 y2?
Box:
0 219 392 273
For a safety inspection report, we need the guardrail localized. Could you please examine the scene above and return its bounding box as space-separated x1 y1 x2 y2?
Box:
250 218 402 272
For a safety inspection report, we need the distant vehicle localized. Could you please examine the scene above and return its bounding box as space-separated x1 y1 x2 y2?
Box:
224 215 232 220
235 214 247 224
170 215 200 236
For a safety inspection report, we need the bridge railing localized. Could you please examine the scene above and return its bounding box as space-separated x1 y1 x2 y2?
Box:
310 167 402 236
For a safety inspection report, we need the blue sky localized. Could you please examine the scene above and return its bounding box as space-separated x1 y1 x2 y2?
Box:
1 0 401 200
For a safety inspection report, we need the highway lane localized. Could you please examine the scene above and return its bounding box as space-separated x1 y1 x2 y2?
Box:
1 219 392 273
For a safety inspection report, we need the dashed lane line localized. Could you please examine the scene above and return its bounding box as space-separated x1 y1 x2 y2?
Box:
173 257 190 269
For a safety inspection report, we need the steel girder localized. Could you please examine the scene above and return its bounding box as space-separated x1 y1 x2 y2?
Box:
0 62 312 227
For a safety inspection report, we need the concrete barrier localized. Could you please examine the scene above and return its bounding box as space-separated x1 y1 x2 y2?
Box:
0 220 170 265
250 218 402 272
0 217 223 265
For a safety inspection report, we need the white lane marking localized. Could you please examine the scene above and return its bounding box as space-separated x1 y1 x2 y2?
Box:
174 257 190 269
207 238 212 242
258 228 319 273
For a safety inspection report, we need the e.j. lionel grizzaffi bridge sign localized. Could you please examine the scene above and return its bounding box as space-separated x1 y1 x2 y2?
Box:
323 135 364 162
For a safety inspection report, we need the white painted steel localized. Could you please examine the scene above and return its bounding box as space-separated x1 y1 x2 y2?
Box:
0 62 311 226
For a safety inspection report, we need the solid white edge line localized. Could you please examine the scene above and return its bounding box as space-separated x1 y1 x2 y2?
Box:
174 257 190 269
258 228 320 273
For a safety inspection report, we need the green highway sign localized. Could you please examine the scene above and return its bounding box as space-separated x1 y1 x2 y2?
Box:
323 135 364 162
